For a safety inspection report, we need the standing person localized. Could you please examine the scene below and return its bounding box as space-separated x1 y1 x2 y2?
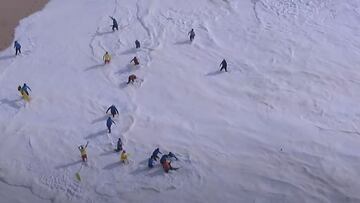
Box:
220 59 228 72
135 40 140 49
115 138 123 152
14 41 21 55
78 141 89 162
120 150 129 164
110 16 118 31
152 148 162 161
130 56 139 66
103 52 111 64
106 117 116 133
188 29 195 42
127 74 137 84
106 105 119 118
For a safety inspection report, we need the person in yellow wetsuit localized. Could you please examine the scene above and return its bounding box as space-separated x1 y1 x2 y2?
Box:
17 83 31 101
78 141 89 162
120 150 129 164
103 52 111 64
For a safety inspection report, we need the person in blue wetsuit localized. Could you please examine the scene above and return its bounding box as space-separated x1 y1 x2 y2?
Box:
135 40 140 49
115 138 122 152
220 59 227 72
188 29 195 42
110 16 118 31
106 105 119 118
14 41 21 55
151 148 162 161
106 117 115 133
168 152 178 160
148 156 155 168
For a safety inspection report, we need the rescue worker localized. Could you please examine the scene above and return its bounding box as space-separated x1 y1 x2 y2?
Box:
106 117 115 133
135 40 140 49
188 29 195 42
130 56 139 66
127 74 137 84
148 156 155 168
14 41 21 55
220 59 228 72
106 105 119 117
152 148 162 161
110 16 118 31
168 152 178 160
115 138 123 152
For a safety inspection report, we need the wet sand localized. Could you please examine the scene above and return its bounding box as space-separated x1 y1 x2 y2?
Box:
0 0 48 51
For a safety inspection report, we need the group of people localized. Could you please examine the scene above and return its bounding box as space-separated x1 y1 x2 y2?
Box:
102 19 228 87
76 16 139 168
102 51 140 65
117 137 129 164
12 17 234 176
102 18 142 84
105 106 129 164
13 25 227 104
76 21 230 174
106 105 118 133
102 51 140 85
187 29 228 72
109 16 142 84
78 104 130 165
78 109 180 172
148 148 179 173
